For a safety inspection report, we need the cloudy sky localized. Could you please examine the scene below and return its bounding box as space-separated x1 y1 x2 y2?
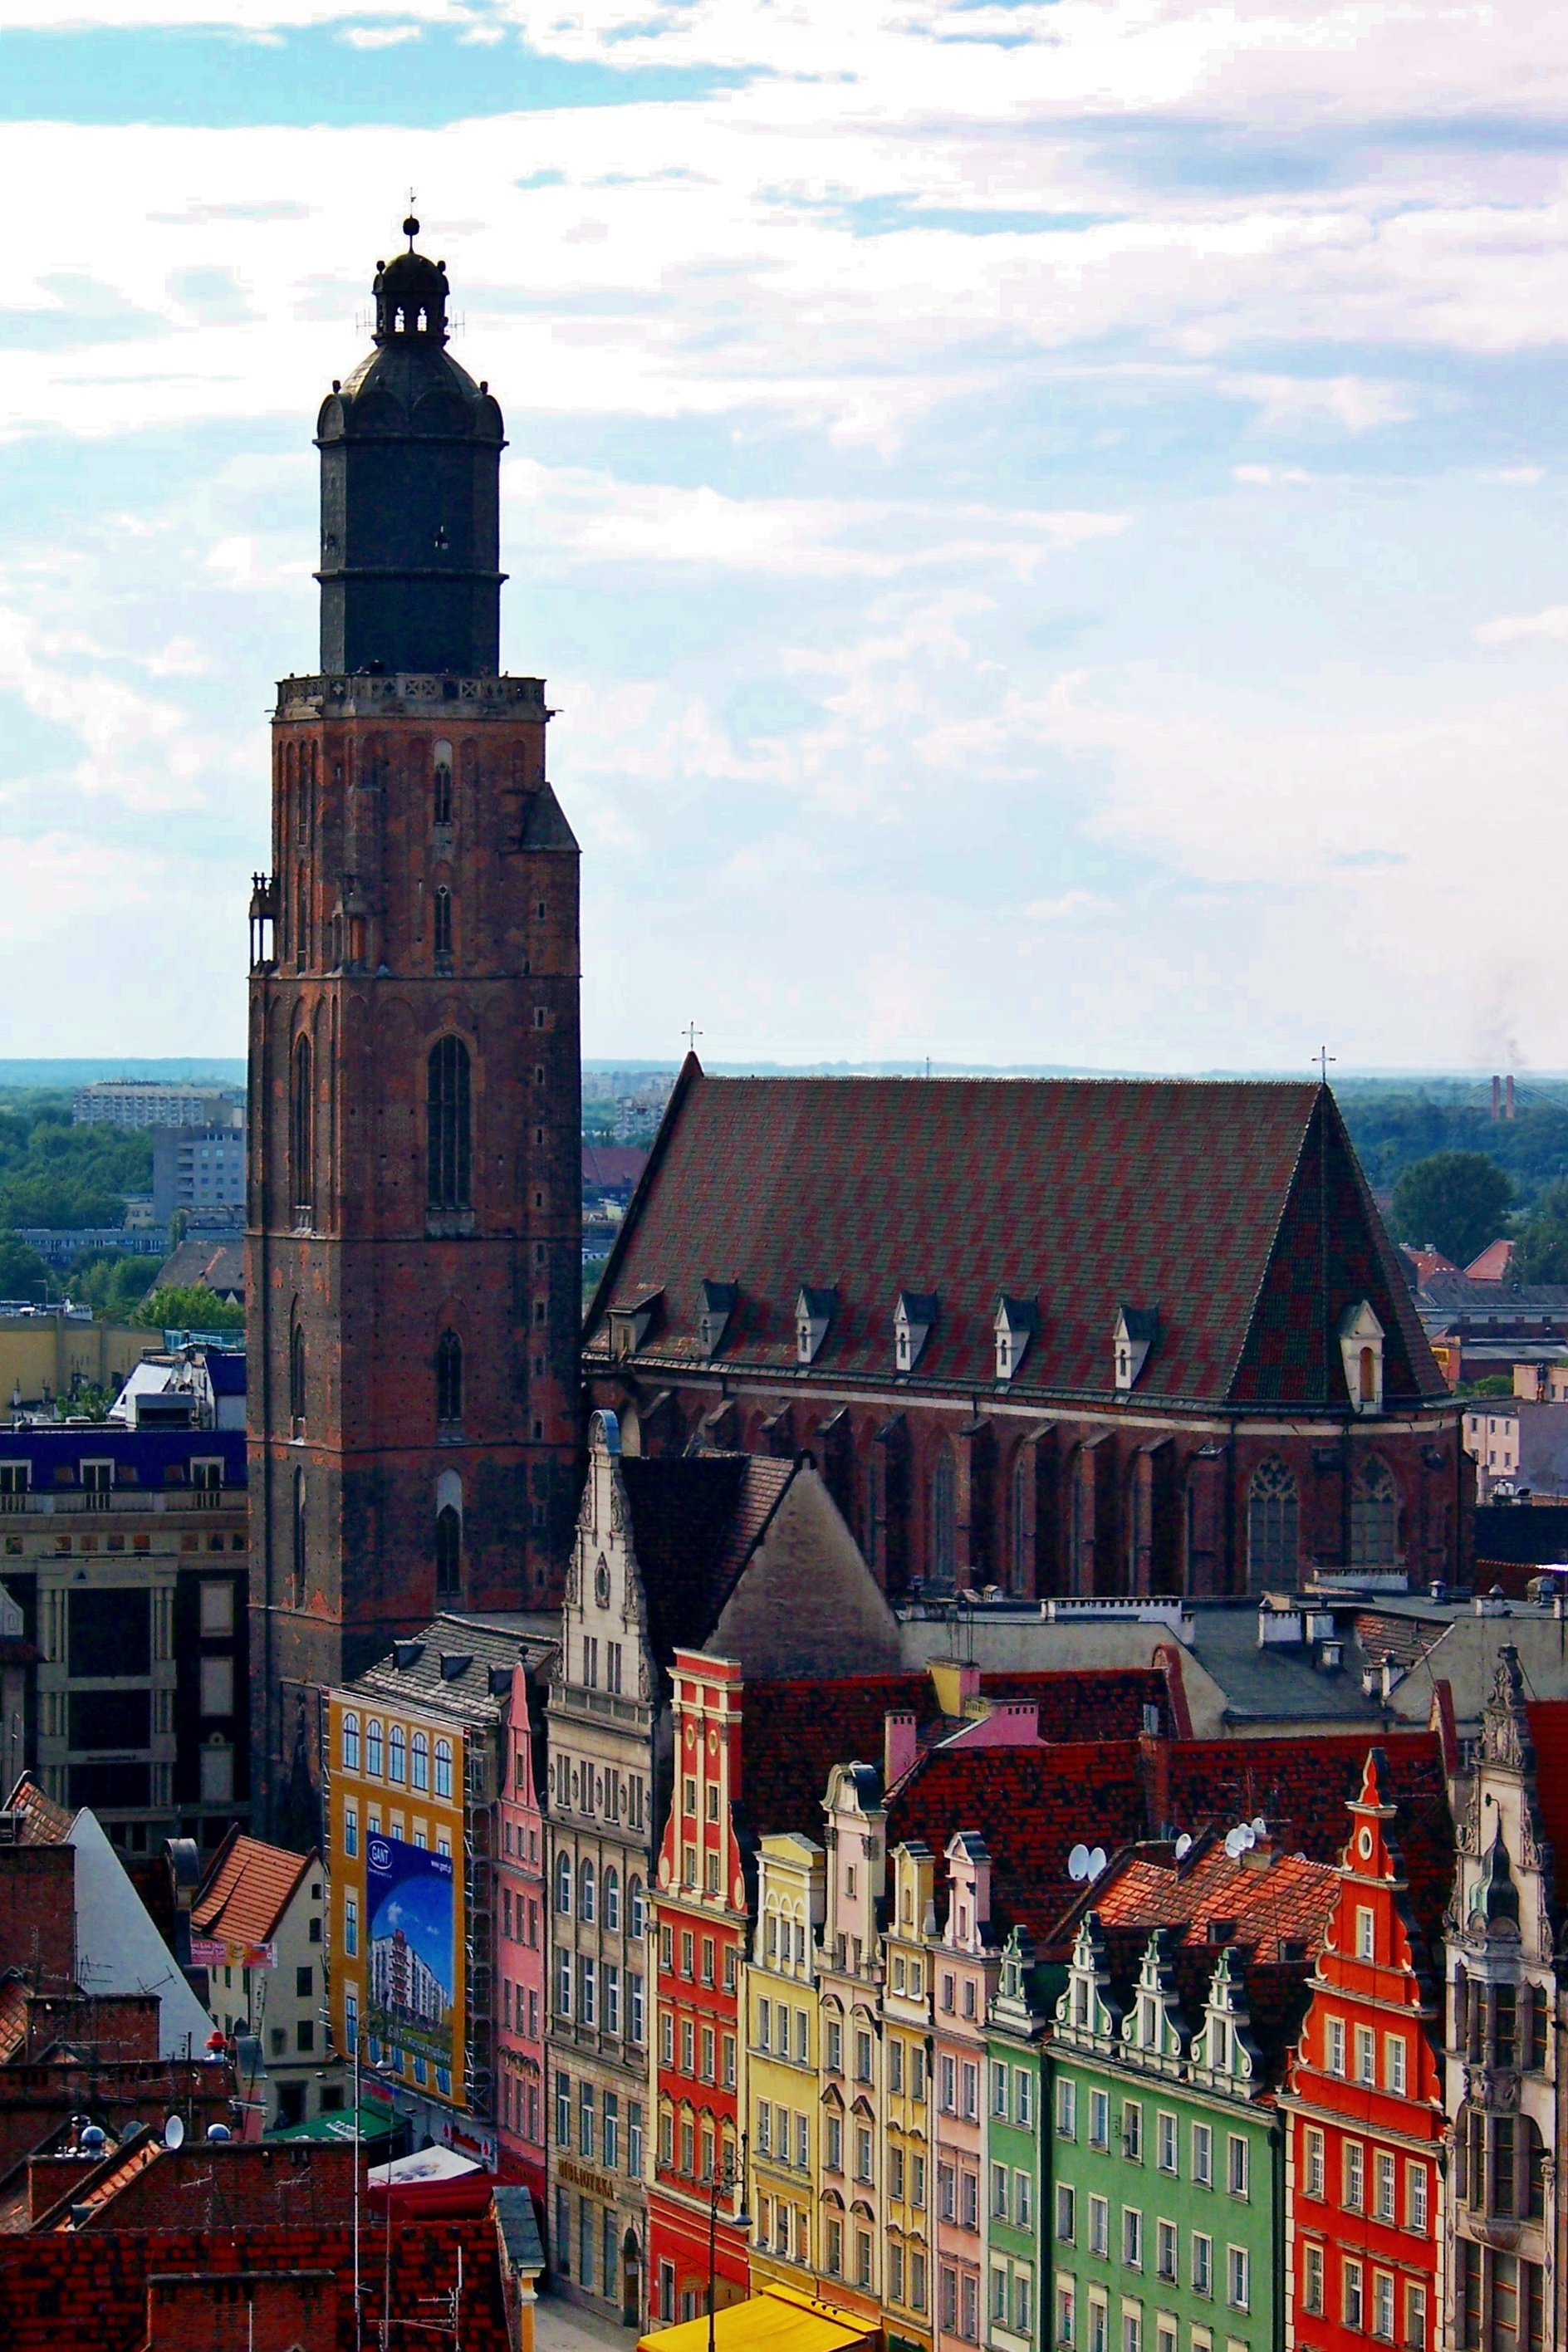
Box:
4 0 1568 1071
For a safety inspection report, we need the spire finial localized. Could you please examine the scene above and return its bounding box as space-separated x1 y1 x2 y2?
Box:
404 211 419 249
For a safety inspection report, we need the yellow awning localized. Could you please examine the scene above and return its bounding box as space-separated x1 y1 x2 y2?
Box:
639 2283 879 2352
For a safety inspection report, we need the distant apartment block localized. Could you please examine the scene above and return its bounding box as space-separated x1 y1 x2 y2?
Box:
152 1123 247 1223
72 1079 245 1130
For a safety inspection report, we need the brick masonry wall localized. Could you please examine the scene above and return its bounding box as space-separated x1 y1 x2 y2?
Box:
0 1848 75 1982
0 2212 510 2352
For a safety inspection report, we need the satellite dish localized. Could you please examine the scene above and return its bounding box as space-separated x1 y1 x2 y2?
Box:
1174 1833 1193 1860
1250 1815 1267 1836
1238 1823 1257 1850
1068 1843 1090 1883
1223 1826 1247 1859
163 2114 185 2151
206 2124 232 2142
80 2124 106 2153
1088 1847 1107 1880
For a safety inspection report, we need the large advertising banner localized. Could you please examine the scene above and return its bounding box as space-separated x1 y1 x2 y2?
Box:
365 1835 457 2080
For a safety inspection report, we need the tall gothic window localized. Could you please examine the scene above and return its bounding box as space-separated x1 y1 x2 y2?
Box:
1011 1453 1029 1594
1351 1455 1398 1569
290 1034 313 1223
427 1036 472 1210
435 1502 462 1598
436 1329 463 1424
433 738 453 824
292 1467 307 1609
434 886 453 959
295 867 310 970
1247 1457 1298 1581
290 1322 306 1434
930 1442 956 1592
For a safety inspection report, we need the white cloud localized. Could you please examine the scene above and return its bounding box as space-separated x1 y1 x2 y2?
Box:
1474 606 1568 648
1232 464 1311 485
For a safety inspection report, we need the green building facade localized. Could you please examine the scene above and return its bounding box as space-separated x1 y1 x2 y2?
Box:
1046 1918 1287 2352
983 1930 1053 2352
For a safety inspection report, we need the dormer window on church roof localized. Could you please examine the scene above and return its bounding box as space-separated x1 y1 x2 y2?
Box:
1339 1299 1384 1414
894 1291 938 1373
796 1286 836 1365
1115 1304 1158 1391
994 1296 1037 1383
698 1280 737 1360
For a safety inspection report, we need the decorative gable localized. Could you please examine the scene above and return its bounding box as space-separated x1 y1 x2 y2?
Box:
1055 1912 1120 2047
994 1295 1038 1384
894 1291 938 1374
1190 1944 1261 2091
1339 1298 1384 1414
1120 1928 1188 2067
1114 1304 1158 1391
796 1286 836 1365
697 1280 737 1360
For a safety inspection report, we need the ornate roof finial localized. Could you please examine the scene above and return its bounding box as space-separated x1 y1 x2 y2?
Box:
404 213 419 249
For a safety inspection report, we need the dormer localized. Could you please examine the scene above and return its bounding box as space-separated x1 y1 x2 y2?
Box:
994 1295 1037 1382
1114 1303 1158 1391
1120 1928 1187 2065
943 1828 992 1951
1055 1913 1120 2048
1339 1299 1384 1414
1191 1944 1261 2091
608 1286 664 1361
894 1291 938 1374
697 1280 737 1360
796 1286 836 1366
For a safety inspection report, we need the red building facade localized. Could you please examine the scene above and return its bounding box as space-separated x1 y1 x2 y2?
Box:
496 1658 550 2199
586 1069 1468 1601
247 229 581 1829
648 1650 752 2326
1283 1749 1444 2352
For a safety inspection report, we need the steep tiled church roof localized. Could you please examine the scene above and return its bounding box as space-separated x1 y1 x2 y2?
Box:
586 1067 1444 1411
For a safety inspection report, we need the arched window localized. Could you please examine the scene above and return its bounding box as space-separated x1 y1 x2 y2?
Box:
366 1718 384 1778
435 1503 462 1599
433 738 453 825
290 1035 313 1223
427 1036 471 1211
1359 1345 1377 1406
604 1866 620 1933
389 1723 407 1785
411 1731 429 1791
556 1853 572 1914
434 1737 453 1798
436 1330 463 1425
342 1712 360 1772
630 1877 645 1939
930 1443 956 1590
292 1466 306 1607
434 887 453 959
290 1322 306 1433
1247 1457 1299 1582
295 867 310 970
1010 1453 1029 1593
581 1859 596 1923
1351 1456 1398 1569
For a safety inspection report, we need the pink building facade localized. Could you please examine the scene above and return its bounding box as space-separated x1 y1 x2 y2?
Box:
932 1830 1000 2352
496 1659 550 2201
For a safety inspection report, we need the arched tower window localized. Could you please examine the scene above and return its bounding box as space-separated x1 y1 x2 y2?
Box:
1247 1457 1298 1582
433 739 453 825
295 867 310 971
930 1442 956 1592
436 1329 463 1425
435 1503 462 1599
1010 1453 1029 1594
1350 1455 1398 1569
434 887 453 959
427 1036 471 1211
290 1034 313 1224
290 1322 306 1434
292 1466 306 1609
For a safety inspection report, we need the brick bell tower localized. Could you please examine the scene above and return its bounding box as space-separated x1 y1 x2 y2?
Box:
247 219 581 1835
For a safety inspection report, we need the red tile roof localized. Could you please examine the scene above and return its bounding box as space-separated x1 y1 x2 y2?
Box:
582 1144 650 1192
1526 1702 1568 1904
2 1777 72 1846
1465 1238 1515 1282
1089 1838 1339 1958
192 1834 313 1948
586 1067 1444 1411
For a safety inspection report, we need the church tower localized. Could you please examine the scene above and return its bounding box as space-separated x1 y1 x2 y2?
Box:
247 222 581 1834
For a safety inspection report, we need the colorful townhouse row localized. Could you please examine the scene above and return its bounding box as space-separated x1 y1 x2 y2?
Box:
315 1410 1567 2352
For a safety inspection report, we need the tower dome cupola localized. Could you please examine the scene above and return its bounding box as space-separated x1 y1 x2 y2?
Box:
373 218 450 344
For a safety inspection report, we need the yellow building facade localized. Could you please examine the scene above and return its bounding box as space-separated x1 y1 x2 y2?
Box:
881 1841 938 2352
0 1313 162 1409
747 1833 826 2293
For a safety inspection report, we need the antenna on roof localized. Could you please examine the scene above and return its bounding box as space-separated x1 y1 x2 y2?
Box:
1174 1833 1193 1860
1068 1844 1090 1882
1087 1846 1107 1881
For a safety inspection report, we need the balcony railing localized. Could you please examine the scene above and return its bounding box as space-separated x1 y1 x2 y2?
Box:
0 1487 243 1517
